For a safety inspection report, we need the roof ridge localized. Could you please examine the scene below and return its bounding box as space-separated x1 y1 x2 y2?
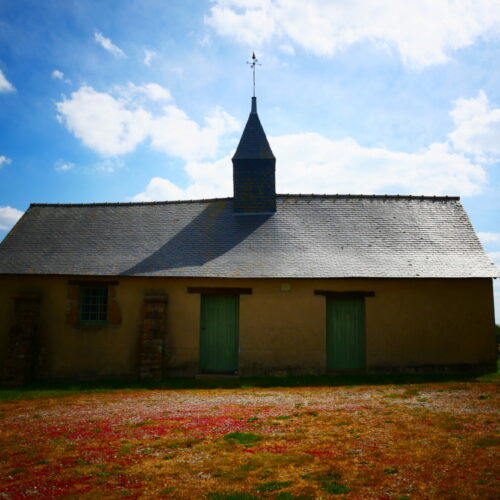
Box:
276 193 461 201
29 197 233 208
29 193 460 208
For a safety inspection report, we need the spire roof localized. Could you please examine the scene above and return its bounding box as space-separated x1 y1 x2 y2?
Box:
232 97 275 160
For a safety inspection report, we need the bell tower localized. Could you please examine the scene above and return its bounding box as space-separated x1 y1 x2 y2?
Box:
232 54 276 214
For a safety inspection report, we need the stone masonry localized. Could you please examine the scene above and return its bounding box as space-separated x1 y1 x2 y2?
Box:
3 293 41 386
139 293 168 382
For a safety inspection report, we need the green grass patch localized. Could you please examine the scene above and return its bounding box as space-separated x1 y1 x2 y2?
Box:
206 493 257 500
383 468 398 474
473 436 500 448
255 480 292 492
223 432 263 446
274 494 312 500
322 482 350 494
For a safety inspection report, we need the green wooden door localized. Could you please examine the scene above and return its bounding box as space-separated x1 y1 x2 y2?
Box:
326 297 365 371
200 295 239 373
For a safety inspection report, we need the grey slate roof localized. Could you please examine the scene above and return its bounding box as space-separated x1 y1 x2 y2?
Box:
0 195 497 278
232 97 275 160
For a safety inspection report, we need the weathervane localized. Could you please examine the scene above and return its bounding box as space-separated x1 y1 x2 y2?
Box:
247 52 261 97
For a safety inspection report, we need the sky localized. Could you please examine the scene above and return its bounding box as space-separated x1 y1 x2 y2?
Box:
0 0 499 319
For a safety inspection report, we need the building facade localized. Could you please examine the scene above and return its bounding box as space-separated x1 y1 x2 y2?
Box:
0 97 498 385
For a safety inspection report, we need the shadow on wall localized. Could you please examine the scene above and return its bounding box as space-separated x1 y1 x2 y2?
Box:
122 200 271 275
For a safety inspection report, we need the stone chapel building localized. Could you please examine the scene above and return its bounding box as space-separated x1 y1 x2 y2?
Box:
0 96 498 385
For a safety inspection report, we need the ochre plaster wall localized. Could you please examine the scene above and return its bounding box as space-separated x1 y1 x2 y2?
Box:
0 275 496 380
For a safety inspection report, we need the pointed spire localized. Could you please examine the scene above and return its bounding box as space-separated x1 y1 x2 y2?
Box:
232 97 275 160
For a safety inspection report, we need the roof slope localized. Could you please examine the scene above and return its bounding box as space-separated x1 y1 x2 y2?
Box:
0 195 497 278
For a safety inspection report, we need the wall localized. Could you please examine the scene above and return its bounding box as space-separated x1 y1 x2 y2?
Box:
0 275 496 381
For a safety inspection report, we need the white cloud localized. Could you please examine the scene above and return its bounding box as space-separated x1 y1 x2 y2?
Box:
133 177 188 201
478 232 500 244
54 159 74 171
132 155 233 201
94 157 124 173
132 134 486 202
273 134 486 196
94 31 126 59
279 44 295 55
198 33 212 47
149 107 239 160
51 69 71 84
143 49 156 66
56 84 239 160
0 206 23 231
114 82 172 103
0 155 11 167
0 69 15 92
205 0 500 68
448 91 500 162
57 86 150 156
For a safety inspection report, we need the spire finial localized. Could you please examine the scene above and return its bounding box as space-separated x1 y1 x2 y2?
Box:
247 52 261 97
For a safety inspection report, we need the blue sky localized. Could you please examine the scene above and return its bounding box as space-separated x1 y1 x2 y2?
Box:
0 0 499 319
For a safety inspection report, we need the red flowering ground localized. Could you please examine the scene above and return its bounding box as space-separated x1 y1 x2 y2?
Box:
0 380 498 499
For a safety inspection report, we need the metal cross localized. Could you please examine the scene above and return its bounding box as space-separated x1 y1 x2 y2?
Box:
247 52 261 97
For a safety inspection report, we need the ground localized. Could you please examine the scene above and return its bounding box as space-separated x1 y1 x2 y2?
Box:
0 378 498 499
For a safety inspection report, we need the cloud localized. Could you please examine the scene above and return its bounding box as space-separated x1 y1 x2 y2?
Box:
94 31 126 59
132 155 233 201
114 82 172 103
272 135 486 196
51 69 72 85
94 157 124 173
132 135 486 202
0 69 15 92
448 91 500 162
56 86 150 156
0 206 23 231
54 159 74 171
0 155 11 167
143 49 156 66
132 91 499 202
478 232 500 244
205 0 500 68
149 107 239 160
133 177 188 201
56 84 239 160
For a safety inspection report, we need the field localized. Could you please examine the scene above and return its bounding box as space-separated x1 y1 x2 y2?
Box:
0 376 498 499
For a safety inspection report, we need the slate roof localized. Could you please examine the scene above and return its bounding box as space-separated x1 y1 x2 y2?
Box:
232 97 275 160
0 195 497 278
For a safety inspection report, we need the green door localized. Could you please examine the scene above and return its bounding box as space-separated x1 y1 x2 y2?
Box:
200 295 239 373
326 297 365 371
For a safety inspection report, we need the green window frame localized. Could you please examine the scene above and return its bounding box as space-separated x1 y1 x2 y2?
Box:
79 286 108 325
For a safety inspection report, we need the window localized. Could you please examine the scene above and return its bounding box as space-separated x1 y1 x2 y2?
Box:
79 286 108 325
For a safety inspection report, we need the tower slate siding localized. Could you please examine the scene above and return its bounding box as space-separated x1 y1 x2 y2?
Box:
232 159 276 213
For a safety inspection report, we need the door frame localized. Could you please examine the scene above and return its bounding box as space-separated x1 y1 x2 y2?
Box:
314 290 375 374
188 287 252 375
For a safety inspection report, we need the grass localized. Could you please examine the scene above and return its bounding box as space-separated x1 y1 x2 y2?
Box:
223 432 263 446
1 367 498 402
0 379 498 499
